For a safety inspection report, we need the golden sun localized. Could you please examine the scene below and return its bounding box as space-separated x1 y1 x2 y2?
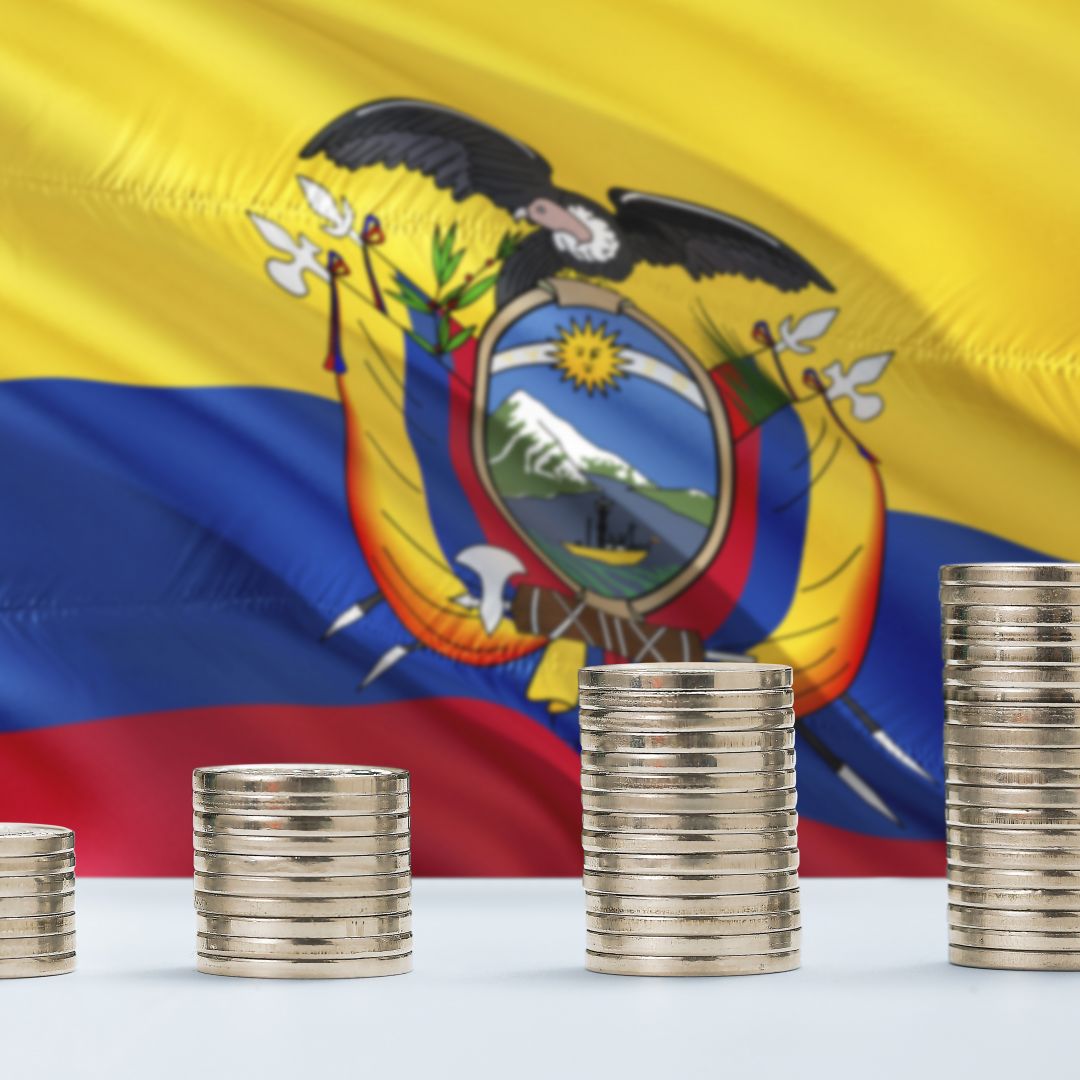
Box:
552 318 627 395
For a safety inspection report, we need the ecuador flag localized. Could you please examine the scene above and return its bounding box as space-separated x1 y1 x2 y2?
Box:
1 1 1078 875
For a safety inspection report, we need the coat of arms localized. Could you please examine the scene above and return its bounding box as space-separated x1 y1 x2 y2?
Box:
249 98 923 828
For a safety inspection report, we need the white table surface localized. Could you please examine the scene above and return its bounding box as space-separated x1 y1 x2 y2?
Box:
1 877 1077 1079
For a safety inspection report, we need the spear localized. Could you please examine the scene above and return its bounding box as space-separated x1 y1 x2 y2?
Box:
799 724 901 825
705 650 900 824
745 309 841 399
751 320 796 399
297 177 387 313
841 692 933 782
358 214 387 314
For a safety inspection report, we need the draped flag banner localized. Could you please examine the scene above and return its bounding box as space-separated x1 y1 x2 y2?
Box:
2 2 1078 875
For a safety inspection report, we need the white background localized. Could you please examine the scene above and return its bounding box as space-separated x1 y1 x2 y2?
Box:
1 878 1075 1079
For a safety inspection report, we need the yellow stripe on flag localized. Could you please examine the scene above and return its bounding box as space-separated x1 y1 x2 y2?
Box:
1 0 1078 563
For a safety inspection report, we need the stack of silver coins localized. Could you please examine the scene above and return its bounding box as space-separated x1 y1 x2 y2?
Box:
0 824 76 978
193 765 412 978
580 663 800 976
943 563 1080 971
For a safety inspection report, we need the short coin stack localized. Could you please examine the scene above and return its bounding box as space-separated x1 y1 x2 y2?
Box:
193 765 412 978
943 563 1080 971
580 662 800 976
0 824 76 978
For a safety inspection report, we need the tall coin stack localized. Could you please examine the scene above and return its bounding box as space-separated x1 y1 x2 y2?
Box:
580 663 800 976
943 563 1080 971
0 824 76 978
193 765 412 979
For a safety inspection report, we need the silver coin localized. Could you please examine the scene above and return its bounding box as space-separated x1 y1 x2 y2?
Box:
945 764 1080 788
948 845 1080 871
945 723 1080 748
197 932 412 960
194 891 410 918
193 852 410 877
945 702 1080 727
947 684 1080 705
579 690 795 712
947 905 1080 933
193 811 410 836
0 913 75 938
949 945 1080 970
582 810 798 834
0 853 75 877
947 826 1080 851
582 770 796 794
583 869 799 897
0 874 75 898
580 663 792 692
0 825 74 858
196 912 411 938
586 889 800 918
582 828 799 855
193 871 411 898
945 642 1080 665
586 949 799 977
580 708 794 733
945 744 1080 768
950 926 1080 951
587 928 800 957
193 765 409 795
941 564 1080 586
193 831 409 857
196 952 412 979
193 791 410 816
581 750 795 774
0 953 76 979
584 850 799 875
944 624 1080 644
586 911 801 935
946 785 1080 808
946 665 1080 687
943 604 1080 626
0 893 75 917
0 932 76 959
948 866 1080 890
948 805 1080 829
948 883 1080 910
941 585 1080 606
583 789 798 814
581 729 795 753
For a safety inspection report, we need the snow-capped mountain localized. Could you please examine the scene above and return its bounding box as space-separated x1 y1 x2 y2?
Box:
487 389 650 497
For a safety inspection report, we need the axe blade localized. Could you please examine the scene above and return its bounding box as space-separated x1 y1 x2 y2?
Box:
455 545 525 635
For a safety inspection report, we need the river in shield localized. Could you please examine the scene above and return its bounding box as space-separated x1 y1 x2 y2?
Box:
501 473 713 600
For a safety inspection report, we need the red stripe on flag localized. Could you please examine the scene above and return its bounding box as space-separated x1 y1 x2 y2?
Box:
798 818 945 876
0 701 582 877
0 703 944 877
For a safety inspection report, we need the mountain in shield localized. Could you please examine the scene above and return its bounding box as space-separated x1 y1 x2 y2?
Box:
486 390 650 497
486 390 716 530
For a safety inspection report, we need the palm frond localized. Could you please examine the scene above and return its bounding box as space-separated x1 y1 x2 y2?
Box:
695 301 751 366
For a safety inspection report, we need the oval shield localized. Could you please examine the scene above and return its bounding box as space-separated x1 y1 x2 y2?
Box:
473 280 733 615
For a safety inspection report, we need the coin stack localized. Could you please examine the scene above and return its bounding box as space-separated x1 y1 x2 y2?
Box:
193 765 412 979
0 824 76 978
580 663 800 976
943 563 1080 971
